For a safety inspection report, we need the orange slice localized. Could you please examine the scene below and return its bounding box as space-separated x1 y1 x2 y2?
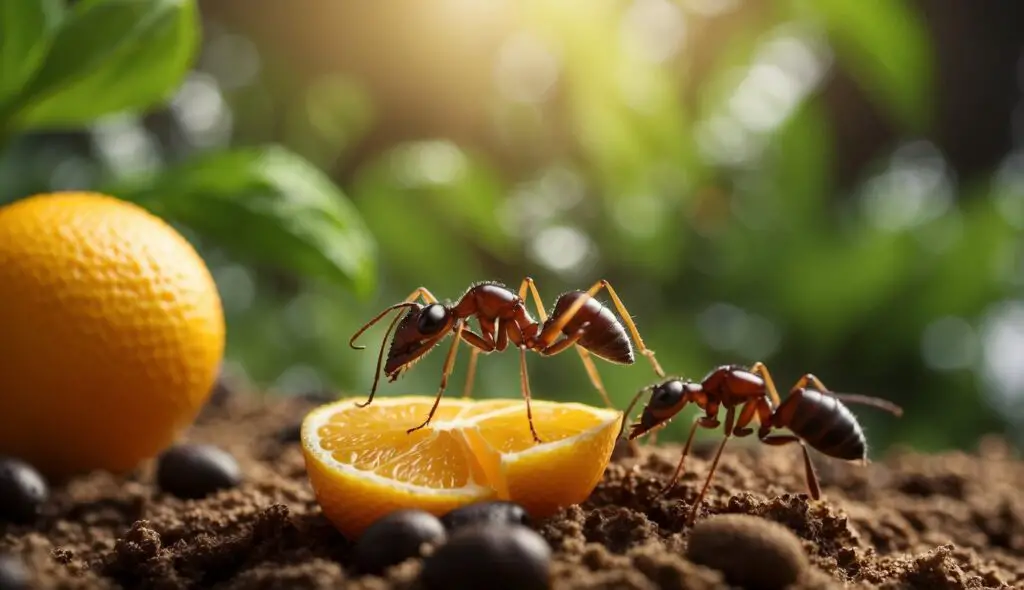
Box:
300 396 621 538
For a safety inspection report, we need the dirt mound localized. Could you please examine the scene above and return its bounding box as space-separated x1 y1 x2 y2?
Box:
0 393 1020 589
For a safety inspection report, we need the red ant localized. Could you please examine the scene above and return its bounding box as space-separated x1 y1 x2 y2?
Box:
621 362 903 525
349 278 665 442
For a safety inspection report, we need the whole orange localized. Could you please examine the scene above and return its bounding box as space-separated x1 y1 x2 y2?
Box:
0 192 225 477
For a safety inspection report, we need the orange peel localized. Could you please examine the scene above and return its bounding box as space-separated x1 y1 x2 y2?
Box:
301 396 621 537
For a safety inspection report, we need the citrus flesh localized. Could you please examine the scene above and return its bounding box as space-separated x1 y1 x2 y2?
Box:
301 396 621 538
0 192 225 477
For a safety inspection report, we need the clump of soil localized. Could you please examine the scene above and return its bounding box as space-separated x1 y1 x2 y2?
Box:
1 392 1021 589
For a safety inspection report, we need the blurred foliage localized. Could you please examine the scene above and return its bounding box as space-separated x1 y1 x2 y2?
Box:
1 0 1022 456
0 0 377 294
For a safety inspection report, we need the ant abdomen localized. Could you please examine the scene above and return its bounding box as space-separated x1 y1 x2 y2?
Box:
773 389 867 461
549 292 634 364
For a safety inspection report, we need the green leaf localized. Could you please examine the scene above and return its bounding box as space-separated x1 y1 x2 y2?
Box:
110 146 378 298
0 0 63 107
788 0 933 131
7 0 198 130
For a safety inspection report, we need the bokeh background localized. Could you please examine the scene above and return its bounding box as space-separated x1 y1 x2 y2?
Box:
2 0 1023 454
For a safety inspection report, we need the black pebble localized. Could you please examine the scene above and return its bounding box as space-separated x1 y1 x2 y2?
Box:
0 457 48 524
0 554 29 590
440 501 529 532
353 510 446 575
155 444 242 500
420 524 552 590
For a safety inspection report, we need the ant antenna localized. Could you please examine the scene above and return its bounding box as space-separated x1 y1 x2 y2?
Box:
349 302 422 350
827 392 904 417
356 307 410 408
618 383 656 439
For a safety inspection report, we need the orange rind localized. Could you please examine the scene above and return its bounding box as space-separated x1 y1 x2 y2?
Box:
0 192 224 477
301 396 621 538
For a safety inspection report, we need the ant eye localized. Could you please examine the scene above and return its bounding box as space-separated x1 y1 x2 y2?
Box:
417 304 448 334
652 381 684 408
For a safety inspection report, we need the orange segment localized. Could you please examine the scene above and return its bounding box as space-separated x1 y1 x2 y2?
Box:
300 396 621 538
464 402 622 518
302 398 493 537
471 403 614 452
453 399 522 419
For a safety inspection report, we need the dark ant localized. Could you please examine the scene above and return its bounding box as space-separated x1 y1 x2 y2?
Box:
621 362 903 525
349 278 665 442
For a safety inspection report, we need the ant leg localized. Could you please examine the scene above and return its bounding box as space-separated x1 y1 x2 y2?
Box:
661 414 719 496
517 277 549 322
531 328 631 442
687 407 736 525
403 287 439 305
794 374 904 417
732 399 763 437
407 321 465 434
620 383 656 440
463 349 480 399
749 362 783 408
462 320 497 399
598 281 665 378
537 280 665 378
518 346 543 444
574 345 643 455
460 328 496 399
535 327 586 357
574 346 613 408
760 434 822 500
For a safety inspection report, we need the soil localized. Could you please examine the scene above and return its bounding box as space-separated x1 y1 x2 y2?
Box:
1 391 1021 590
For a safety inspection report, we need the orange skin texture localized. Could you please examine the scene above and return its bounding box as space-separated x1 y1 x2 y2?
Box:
0 192 225 478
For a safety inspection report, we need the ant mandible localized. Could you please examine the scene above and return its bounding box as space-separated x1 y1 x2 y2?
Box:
349 278 666 442
621 362 903 525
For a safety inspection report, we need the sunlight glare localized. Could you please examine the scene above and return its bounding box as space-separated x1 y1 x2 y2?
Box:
90 114 161 177
979 300 1024 419
528 225 595 276
683 0 741 17
392 141 467 187
621 0 687 64
499 167 586 238
695 114 762 166
171 73 233 148
494 31 560 104
696 24 830 167
613 192 668 238
859 140 954 232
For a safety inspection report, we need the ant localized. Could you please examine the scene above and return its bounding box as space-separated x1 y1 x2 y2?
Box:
621 362 903 525
349 278 666 442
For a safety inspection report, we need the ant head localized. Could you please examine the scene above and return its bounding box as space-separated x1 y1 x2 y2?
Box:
628 379 701 439
384 303 456 377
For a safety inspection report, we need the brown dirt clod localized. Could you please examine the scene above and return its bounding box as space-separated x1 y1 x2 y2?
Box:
685 513 808 590
0 394 1020 589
